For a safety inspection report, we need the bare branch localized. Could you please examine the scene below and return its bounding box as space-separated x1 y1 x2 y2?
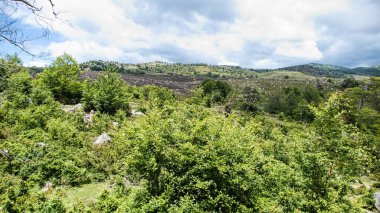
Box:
0 0 58 56
0 34 35 56
10 0 41 12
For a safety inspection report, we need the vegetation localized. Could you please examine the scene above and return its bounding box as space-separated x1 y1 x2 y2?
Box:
37 53 83 104
82 67 130 115
0 54 379 212
78 61 380 79
276 63 380 78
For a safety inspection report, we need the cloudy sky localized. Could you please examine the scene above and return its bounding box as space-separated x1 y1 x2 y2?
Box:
2 0 380 68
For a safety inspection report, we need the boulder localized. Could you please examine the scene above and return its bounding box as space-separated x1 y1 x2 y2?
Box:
94 132 111 147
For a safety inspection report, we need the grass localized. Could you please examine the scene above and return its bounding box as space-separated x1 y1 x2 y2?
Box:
49 181 110 208
259 71 315 80
351 75 371 80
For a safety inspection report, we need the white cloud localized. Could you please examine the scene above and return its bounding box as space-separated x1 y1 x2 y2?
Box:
16 0 380 68
273 40 323 60
48 40 125 60
24 59 50 67
254 59 283 69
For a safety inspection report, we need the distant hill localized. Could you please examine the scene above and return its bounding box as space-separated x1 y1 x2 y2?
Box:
79 60 257 79
270 63 380 78
28 60 380 79
351 66 380 76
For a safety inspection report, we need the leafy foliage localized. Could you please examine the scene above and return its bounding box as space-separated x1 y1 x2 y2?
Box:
266 85 321 121
38 53 83 104
82 67 130 115
0 54 25 92
195 79 232 107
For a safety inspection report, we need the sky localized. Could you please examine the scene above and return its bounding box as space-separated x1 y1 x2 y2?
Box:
2 0 380 68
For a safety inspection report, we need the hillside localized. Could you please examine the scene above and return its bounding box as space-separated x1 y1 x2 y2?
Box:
276 63 380 77
80 60 257 78
26 61 380 80
352 66 380 76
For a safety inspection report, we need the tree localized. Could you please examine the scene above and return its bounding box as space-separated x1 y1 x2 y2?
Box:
197 79 232 107
0 0 57 55
82 66 130 115
0 54 24 92
38 53 83 104
311 92 368 176
240 86 261 113
340 77 360 89
368 77 380 111
266 86 316 121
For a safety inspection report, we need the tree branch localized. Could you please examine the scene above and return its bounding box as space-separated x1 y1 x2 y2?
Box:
0 0 57 56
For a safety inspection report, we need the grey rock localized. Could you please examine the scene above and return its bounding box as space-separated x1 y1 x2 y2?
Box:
84 110 95 124
62 103 82 113
94 132 111 147
375 192 380 211
131 109 145 117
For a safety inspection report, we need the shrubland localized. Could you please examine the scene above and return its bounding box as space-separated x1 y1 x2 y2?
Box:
0 54 379 212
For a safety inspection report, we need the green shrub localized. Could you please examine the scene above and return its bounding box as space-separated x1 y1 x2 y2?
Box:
140 85 175 108
36 197 66 213
196 79 232 107
47 118 80 147
0 54 25 92
38 53 83 104
82 67 130 115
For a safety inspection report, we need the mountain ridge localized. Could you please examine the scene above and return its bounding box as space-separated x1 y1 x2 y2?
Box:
266 63 380 77
30 60 380 78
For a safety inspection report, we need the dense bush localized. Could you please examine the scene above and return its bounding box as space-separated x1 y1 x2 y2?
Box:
0 54 25 92
139 85 176 109
341 77 360 89
82 67 130 115
38 53 83 104
266 85 321 121
88 103 364 212
194 79 232 107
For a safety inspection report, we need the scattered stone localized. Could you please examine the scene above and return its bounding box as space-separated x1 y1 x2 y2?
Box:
94 132 111 147
42 181 53 193
375 192 380 211
62 103 82 113
112 121 119 128
351 183 362 189
37 142 46 147
131 109 145 117
0 149 10 158
129 102 138 110
84 110 95 124
364 182 372 190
